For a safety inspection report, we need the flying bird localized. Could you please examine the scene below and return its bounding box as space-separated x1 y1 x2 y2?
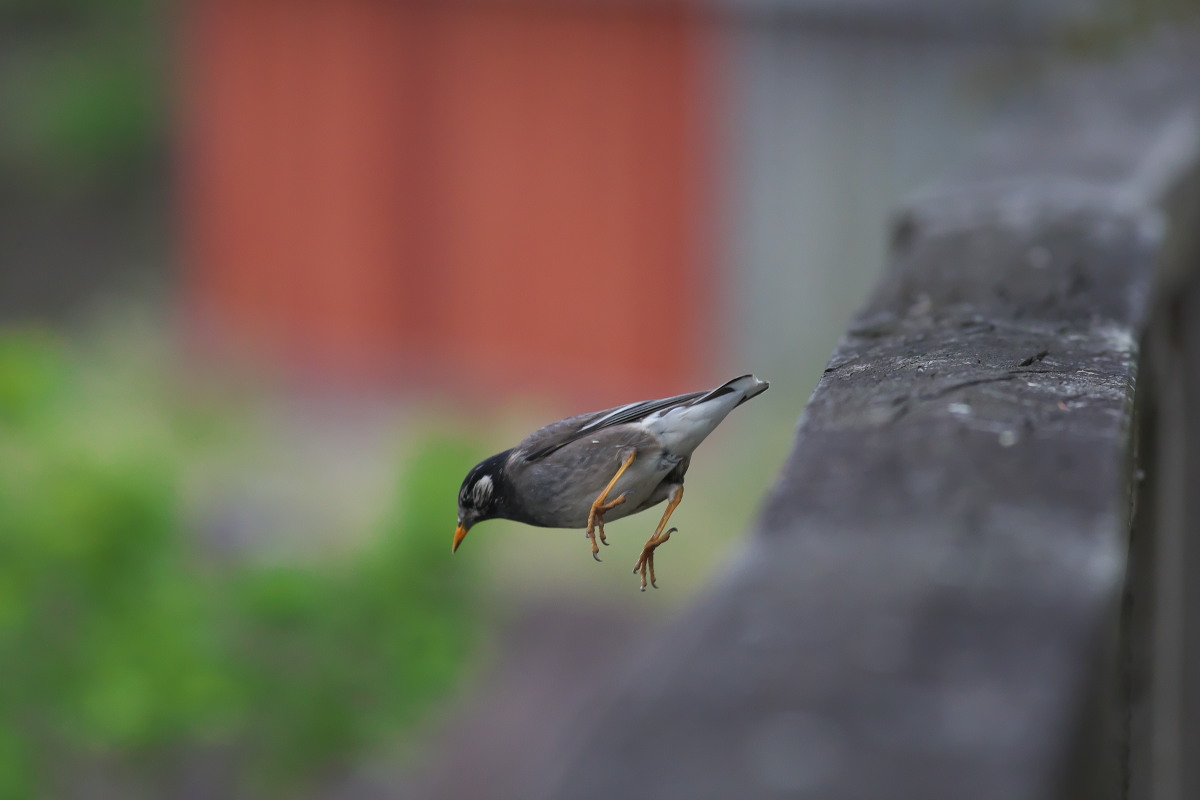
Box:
453 374 769 590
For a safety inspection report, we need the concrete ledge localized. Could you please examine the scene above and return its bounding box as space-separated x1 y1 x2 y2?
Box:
526 36 1200 800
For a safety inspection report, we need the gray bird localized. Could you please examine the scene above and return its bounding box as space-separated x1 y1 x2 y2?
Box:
453 374 769 590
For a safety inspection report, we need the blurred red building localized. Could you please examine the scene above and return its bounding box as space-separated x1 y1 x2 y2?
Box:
180 0 717 404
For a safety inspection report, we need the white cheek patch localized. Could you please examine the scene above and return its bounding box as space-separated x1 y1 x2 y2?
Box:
472 475 493 505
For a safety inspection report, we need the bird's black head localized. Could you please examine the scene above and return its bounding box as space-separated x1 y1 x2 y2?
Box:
453 450 510 552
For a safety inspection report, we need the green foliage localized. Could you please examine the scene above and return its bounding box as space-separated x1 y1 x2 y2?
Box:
0 0 165 194
0 330 479 797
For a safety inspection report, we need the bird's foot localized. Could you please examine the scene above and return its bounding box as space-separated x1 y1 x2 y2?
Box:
586 494 628 562
587 520 604 561
633 527 676 591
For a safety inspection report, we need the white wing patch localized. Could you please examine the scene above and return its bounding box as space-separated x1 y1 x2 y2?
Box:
580 401 643 432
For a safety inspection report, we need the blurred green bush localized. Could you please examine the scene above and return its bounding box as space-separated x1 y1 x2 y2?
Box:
0 0 165 195
0 330 479 798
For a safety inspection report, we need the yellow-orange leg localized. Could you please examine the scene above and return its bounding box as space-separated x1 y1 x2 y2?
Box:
634 485 683 590
586 451 636 562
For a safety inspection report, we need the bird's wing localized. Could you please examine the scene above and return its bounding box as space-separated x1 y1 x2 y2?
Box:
518 390 707 462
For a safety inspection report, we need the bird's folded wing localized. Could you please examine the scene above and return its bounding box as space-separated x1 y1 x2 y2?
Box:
519 390 706 462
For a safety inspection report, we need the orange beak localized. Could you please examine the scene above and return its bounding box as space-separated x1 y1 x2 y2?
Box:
453 524 470 553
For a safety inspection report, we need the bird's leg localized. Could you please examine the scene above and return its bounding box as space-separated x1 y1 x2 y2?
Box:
586 450 636 562
634 485 683 590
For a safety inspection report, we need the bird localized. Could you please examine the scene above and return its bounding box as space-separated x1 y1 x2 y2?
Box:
453 374 769 590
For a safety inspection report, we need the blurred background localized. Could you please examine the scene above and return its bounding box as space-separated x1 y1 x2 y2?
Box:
1 0 1196 797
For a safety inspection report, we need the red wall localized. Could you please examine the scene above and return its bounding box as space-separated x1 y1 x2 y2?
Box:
181 0 716 405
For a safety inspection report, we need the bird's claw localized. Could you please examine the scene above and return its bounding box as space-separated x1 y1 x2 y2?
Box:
634 527 675 591
586 513 611 562
585 489 629 563
588 529 603 562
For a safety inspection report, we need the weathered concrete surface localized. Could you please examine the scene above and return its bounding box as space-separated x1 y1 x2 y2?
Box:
523 37 1200 800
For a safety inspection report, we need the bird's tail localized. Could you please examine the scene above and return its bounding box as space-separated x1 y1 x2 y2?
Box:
698 374 770 407
645 374 769 455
